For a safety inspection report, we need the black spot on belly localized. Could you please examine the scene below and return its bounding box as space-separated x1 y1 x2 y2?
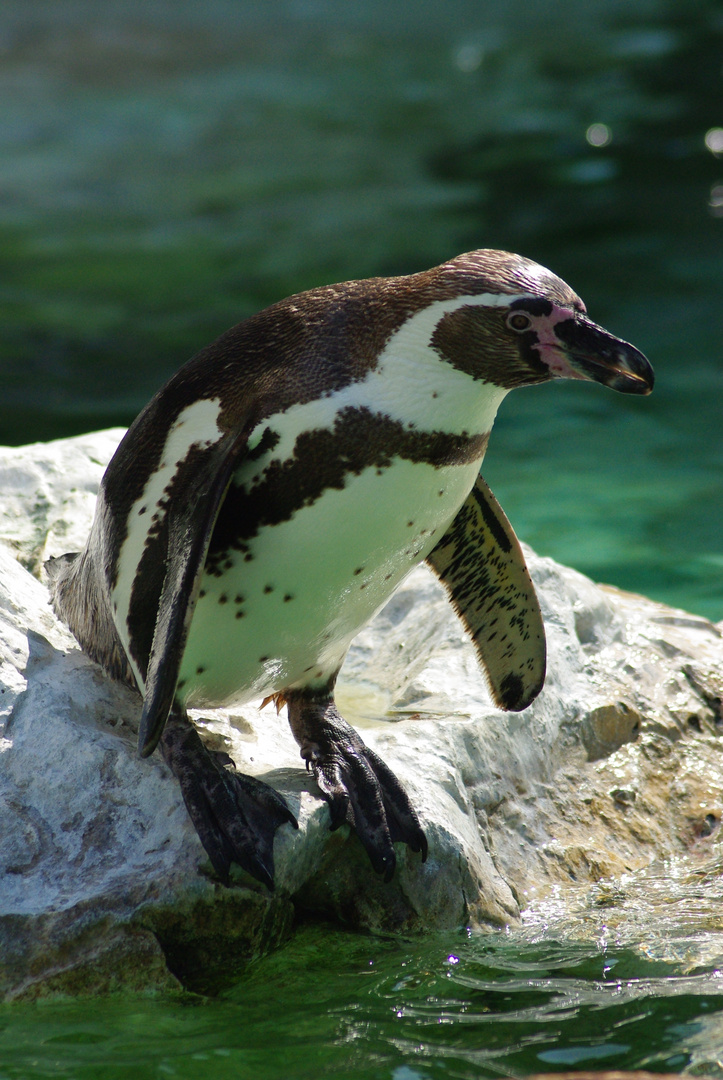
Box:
283 593 294 602
199 589 206 598
407 520 414 527
259 655 269 663
353 566 364 576
247 426 280 462
235 594 244 604
177 679 186 690
219 594 228 604
235 610 244 619
263 584 274 594
196 666 205 675
138 506 147 516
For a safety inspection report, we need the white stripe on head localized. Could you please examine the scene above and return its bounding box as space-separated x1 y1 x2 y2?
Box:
246 291 535 468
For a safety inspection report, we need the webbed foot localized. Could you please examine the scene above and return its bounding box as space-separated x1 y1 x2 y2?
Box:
286 691 427 881
160 710 297 889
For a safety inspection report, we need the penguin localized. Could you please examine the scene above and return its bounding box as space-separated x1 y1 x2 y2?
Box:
47 249 654 889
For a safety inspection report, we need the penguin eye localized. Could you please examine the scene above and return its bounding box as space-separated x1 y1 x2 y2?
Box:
507 312 532 332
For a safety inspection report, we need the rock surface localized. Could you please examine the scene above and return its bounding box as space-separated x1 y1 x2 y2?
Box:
1 430 722 1000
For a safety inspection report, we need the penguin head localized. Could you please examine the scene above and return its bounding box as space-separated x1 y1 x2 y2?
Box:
427 250 654 396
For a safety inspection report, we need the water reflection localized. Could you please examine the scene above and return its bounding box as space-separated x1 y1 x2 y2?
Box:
3 859 723 1077
705 128 723 156
710 182 723 217
586 123 612 148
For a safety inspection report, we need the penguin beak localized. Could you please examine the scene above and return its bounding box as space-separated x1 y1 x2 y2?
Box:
551 314 654 395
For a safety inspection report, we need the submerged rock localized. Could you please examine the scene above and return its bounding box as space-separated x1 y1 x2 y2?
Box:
1 430 722 999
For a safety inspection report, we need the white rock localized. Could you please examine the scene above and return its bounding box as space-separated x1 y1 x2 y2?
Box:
1 429 722 999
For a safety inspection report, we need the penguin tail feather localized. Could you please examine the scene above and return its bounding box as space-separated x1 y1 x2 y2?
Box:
45 551 79 583
45 549 139 692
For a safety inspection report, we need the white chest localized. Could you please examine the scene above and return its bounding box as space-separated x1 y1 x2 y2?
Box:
178 453 484 707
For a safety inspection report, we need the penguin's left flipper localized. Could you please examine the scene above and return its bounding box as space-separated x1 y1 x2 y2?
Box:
286 693 428 882
426 472 546 713
137 427 251 759
160 709 298 889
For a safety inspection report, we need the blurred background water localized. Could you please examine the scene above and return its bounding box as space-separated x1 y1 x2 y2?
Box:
3 0 723 616
2 1 723 1076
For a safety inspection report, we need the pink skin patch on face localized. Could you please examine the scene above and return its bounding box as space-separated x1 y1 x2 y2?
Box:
527 304 588 381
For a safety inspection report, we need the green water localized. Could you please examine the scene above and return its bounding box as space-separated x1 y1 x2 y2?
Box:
4 869 723 1078
3 0 723 1074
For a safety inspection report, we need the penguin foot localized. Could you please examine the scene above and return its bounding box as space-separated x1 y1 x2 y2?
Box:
286 692 428 882
160 710 298 889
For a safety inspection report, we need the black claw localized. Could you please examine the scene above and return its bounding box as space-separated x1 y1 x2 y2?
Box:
364 745 428 861
287 691 427 879
159 710 296 888
317 765 352 832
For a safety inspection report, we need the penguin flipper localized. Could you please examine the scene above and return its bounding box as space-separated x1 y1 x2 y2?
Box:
286 691 428 881
426 472 546 712
138 429 250 758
